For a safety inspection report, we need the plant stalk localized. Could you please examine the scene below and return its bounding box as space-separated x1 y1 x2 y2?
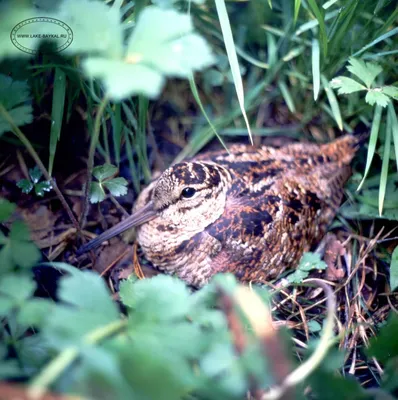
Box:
0 103 81 233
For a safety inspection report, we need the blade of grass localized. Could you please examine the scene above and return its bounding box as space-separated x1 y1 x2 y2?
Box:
189 75 229 153
321 75 343 130
312 39 320 101
379 109 391 216
323 0 339 9
214 0 253 144
294 0 301 25
306 0 328 57
111 103 122 166
278 81 296 113
352 27 398 57
48 67 66 176
124 127 140 193
357 105 383 191
388 103 398 173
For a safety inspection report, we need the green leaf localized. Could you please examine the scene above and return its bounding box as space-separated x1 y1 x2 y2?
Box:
90 182 106 203
0 274 36 304
346 57 383 88
367 314 398 363
16 179 34 194
10 220 31 241
103 177 128 197
352 27 398 57
120 275 191 321
29 166 42 184
390 246 398 292
11 240 41 269
312 38 320 101
379 110 392 215
0 199 16 222
83 58 165 101
307 0 328 57
17 298 53 327
84 6 214 101
294 0 301 24
286 252 327 283
49 67 66 176
214 0 253 144
365 89 391 107
321 74 343 131
57 0 123 58
330 76 367 94
0 75 33 136
92 164 118 182
34 181 52 197
357 105 383 190
382 86 398 100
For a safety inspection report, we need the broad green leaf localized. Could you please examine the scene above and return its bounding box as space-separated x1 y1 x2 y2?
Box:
321 75 343 130
365 90 390 107
93 164 118 181
214 0 253 144
390 246 398 292
10 220 31 241
49 67 66 176
57 0 123 58
90 181 106 203
103 177 128 197
367 314 398 363
17 298 53 327
358 105 383 190
58 270 119 318
0 75 33 136
127 6 214 78
0 199 16 222
17 179 34 194
347 58 382 88
34 181 52 197
83 58 164 101
330 76 366 94
0 274 36 304
382 86 398 100
11 240 41 269
312 38 320 100
0 5 39 59
120 275 191 321
29 166 42 184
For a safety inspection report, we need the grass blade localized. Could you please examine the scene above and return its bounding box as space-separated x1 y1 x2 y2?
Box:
388 103 398 173
323 0 339 9
294 0 301 25
307 0 328 57
189 75 229 153
214 0 253 144
321 75 342 130
352 27 398 57
49 68 66 176
278 81 296 113
312 39 320 100
379 109 392 216
111 103 122 166
357 105 383 191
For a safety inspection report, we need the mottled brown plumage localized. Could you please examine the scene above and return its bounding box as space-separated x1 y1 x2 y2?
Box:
78 135 361 287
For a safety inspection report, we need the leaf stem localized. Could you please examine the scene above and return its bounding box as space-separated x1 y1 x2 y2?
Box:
28 319 127 399
80 95 109 228
0 103 81 233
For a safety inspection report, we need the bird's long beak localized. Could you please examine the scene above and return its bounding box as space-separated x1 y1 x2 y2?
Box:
76 201 156 255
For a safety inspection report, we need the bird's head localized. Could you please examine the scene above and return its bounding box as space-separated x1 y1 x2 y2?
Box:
77 161 230 254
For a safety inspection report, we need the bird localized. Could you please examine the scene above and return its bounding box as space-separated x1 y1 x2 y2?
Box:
77 134 362 287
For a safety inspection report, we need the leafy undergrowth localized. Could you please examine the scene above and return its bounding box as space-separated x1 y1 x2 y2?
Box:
1 198 398 399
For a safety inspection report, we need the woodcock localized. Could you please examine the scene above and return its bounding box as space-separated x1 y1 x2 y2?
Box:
78 135 362 287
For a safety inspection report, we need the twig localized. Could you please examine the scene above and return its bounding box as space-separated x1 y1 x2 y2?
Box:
79 96 109 229
0 103 81 233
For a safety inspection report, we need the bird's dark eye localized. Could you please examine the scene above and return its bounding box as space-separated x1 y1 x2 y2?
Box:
181 187 196 198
